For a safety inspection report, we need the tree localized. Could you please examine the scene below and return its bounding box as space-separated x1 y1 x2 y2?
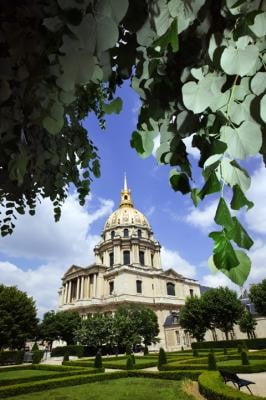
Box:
39 310 81 347
130 306 160 349
249 280 266 316
0 284 38 349
179 296 208 342
202 287 244 340
75 313 115 351
1 1 265 286
239 311 257 339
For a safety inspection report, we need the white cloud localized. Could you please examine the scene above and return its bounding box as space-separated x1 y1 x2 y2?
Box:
184 200 217 232
0 195 114 264
201 271 241 292
245 163 266 235
145 206 155 217
183 135 200 159
161 246 196 278
0 194 114 316
248 239 266 283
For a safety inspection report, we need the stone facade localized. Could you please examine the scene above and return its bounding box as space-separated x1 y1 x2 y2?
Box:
58 178 200 351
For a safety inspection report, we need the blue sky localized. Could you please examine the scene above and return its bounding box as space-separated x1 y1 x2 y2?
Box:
0 82 265 317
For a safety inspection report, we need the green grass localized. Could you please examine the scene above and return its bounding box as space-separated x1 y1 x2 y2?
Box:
4 377 193 400
0 369 57 381
218 359 266 367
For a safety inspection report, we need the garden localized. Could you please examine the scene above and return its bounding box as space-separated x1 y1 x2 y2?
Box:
1 340 266 400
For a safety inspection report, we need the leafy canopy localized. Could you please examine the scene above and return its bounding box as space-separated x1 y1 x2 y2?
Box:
249 279 266 316
39 310 81 345
0 284 38 350
1 0 265 285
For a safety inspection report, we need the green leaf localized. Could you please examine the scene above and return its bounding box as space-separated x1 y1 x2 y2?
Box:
102 97 123 114
208 250 251 286
191 188 201 207
199 173 221 200
249 12 266 38
96 16 119 52
229 217 253 250
251 72 266 96
261 95 266 123
131 130 156 159
230 185 254 210
217 158 251 192
169 169 190 194
220 45 259 76
209 231 239 270
214 198 234 229
68 15 96 53
153 18 179 52
182 74 226 113
220 122 262 160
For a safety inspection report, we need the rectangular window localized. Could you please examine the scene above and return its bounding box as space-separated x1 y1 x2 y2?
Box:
123 250 130 265
167 282 175 296
136 280 142 294
109 281 114 295
110 252 114 267
189 289 194 297
139 251 145 265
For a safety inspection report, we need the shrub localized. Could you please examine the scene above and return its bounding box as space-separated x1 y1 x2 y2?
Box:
208 352 217 371
192 338 266 350
31 343 39 351
193 348 199 357
94 352 102 369
198 371 264 400
0 351 24 366
128 370 203 380
158 348 167 368
63 351 70 362
32 351 44 364
241 350 250 365
51 345 85 357
126 355 134 370
131 354 136 365
223 348 227 355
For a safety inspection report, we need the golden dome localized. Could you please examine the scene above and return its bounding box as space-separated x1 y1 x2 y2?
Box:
104 175 151 230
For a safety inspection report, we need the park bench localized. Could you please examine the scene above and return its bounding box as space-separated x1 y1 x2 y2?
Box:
219 370 255 394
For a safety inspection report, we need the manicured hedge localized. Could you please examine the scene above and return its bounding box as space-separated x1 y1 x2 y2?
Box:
51 345 84 358
220 362 266 374
159 363 207 371
198 371 266 400
63 359 157 370
0 351 24 365
192 338 266 350
179 355 228 365
0 371 126 399
128 370 203 380
63 360 95 367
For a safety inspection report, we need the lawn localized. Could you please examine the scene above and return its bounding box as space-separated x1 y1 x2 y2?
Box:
0 369 57 381
218 359 266 367
4 377 193 400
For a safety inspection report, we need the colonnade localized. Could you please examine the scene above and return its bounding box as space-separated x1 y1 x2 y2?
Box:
63 273 98 304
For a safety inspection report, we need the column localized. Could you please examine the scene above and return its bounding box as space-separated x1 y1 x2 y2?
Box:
114 244 121 265
67 280 72 303
145 248 152 266
80 276 84 299
132 243 139 263
76 277 80 300
97 272 104 298
64 282 68 304
93 273 97 297
90 275 93 298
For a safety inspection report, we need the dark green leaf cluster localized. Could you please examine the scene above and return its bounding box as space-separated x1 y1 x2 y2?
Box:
249 279 266 316
180 287 245 341
0 284 38 350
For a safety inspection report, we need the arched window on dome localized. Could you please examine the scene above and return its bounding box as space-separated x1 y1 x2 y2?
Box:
124 195 128 200
166 282 175 296
111 230 115 239
137 229 142 238
123 250 130 265
123 228 129 238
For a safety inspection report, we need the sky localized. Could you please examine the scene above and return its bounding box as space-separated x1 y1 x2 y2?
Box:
0 81 265 317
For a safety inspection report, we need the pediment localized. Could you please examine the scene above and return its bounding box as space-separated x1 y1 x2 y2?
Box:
64 264 83 277
160 268 183 279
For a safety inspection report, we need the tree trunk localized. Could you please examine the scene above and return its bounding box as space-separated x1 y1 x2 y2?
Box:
225 330 229 340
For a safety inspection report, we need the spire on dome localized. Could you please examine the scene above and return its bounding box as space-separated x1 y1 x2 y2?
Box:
124 172 128 191
119 174 133 208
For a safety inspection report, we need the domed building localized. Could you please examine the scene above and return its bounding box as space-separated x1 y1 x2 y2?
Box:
58 177 201 351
